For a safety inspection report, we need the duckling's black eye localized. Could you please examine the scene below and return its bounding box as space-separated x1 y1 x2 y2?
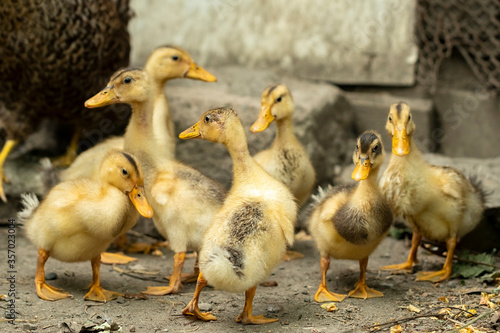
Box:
408 115 411 121
372 145 380 152
388 116 392 122
205 115 210 123
355 144 359 150
123 77 132 84
276 96 282 103
172 55 179 61
122 168 128 176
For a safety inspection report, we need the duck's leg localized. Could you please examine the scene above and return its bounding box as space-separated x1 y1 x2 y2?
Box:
143 252 185 295
381 231 421 272
235 285 277 325
171 253 199 283
416 236 456 283
84 255 122 302
314 256 346 302
100 251 138 265
35 248 72 301
0 139 18 202
348 257 383 299
51 129 80 167
182 272 217 321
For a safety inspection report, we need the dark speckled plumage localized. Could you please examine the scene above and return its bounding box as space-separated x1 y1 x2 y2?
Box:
230 203 266 243
0 0 131 141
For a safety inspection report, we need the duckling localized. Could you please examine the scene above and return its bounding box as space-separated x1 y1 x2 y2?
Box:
309 131 392 301
251 84 316 207
60 46 216 182
18 150 153 302
380 102 484 282
179 107 296 324
85 68 226 295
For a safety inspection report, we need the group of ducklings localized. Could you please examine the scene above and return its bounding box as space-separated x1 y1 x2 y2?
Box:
18 46 485 325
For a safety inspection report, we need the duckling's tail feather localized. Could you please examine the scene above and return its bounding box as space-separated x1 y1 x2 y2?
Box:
468 174 490 206
18 193 40 223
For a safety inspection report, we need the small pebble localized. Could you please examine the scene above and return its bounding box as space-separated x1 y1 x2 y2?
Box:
198 303 212 311
45 272 57 280
260 280 278 287
266 305 282 313
22 323 37 331
129 325 136 332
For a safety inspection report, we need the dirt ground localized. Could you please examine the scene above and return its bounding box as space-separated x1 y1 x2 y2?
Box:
1 226 499 333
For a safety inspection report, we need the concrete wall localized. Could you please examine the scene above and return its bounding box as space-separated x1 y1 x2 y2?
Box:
129 0 417 85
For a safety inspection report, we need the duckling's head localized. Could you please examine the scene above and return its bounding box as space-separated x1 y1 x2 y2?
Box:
351 131 385 181
145 45 217 83
385 102 415 156
100 150 154 218
85 68 153 108
251 84 294 132
179 107 241 145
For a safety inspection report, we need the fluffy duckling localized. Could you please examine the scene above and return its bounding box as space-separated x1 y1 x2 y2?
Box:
18 150 153 302
179 107 296 324
251 84 316 207
86 68 226 295
309 131 392 301
61 46 216 182
380 102 484 282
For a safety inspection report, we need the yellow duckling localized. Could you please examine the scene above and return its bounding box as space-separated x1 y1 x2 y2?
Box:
380 102 485 282
179 107 296 325
61 45 216 181
309 131 392 301
86 69 226 295
18 150 153 302
251 84 316 207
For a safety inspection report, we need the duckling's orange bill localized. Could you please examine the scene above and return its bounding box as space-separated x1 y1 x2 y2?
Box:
179 122 201 139
185 63 217 82
351 160 371 181
85 87 118 108
251 106 275 133
129 186 154 218
393 129 410 156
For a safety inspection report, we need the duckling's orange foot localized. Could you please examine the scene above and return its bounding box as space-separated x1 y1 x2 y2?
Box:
182 303 217 321
415 269 451 283
235 313 278 325
348 283 384 299
36 282 72 301
282 250 304 261
100 252 138 265
142 285 182 296
314 285 346 303
84 285 122 302
380 262 414 273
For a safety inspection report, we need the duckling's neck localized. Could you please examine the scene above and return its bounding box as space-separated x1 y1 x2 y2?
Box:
151 83 176 160
274 116 297 146
354 168 380 195
124 98 155 156
225 128 256 179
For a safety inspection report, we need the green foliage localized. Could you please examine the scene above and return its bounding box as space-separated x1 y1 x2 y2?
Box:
451 250 496 279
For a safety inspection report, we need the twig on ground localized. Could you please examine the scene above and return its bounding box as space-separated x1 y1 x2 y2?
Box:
112 265 165 283
444 309 496 333
367 312 447 331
